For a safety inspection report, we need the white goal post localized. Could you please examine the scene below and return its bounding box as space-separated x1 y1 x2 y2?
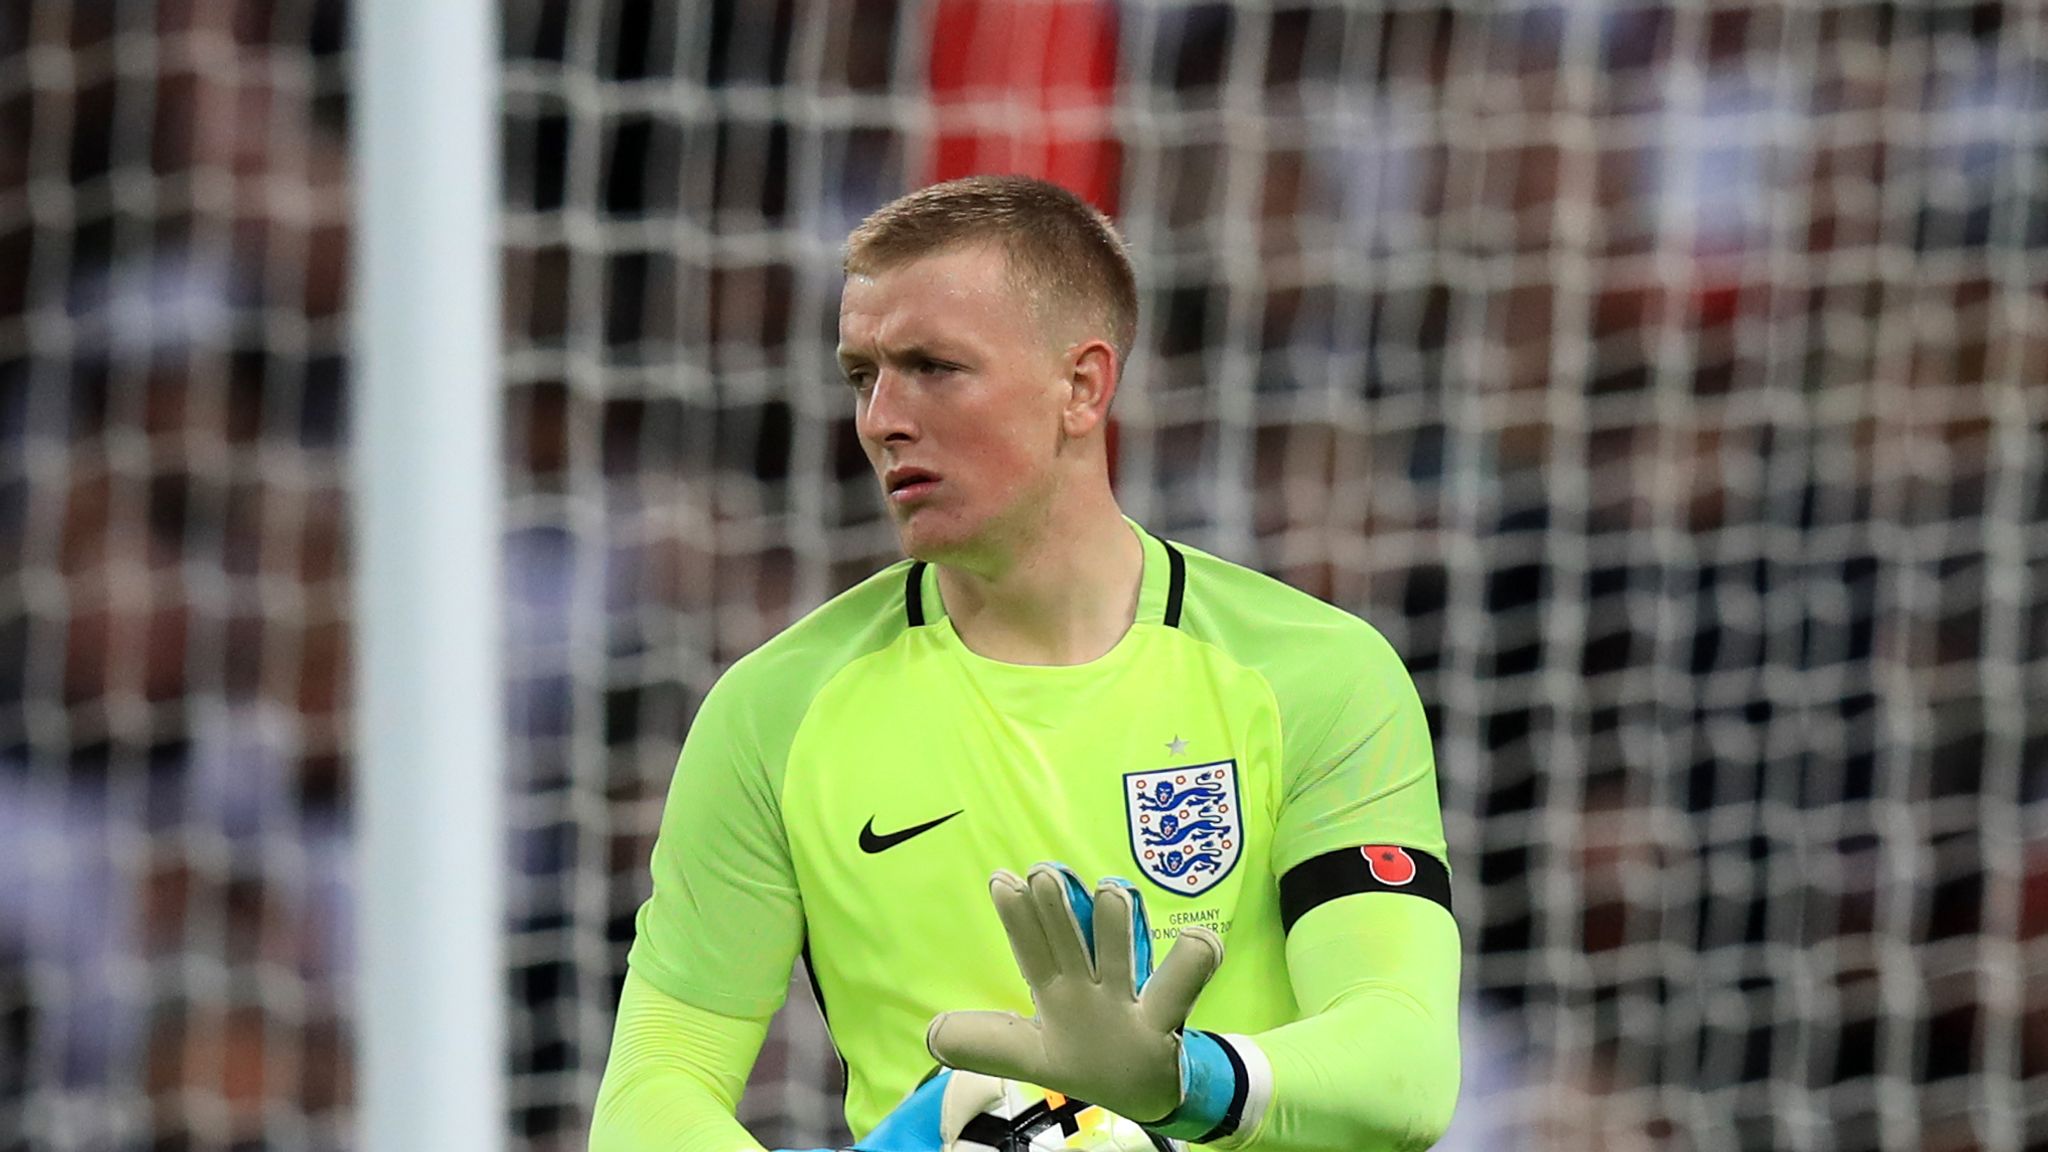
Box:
353 1 504 1150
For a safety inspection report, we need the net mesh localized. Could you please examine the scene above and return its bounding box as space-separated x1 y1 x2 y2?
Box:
2 2 354 1148
5 2 2047 1151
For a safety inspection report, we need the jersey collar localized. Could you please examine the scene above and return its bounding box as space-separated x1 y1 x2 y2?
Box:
903 518 1185 631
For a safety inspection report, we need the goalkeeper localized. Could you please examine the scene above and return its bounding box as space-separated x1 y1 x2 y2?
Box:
592 175 1461 1152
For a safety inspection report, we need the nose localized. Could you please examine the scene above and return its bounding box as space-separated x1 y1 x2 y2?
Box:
856 368 917 445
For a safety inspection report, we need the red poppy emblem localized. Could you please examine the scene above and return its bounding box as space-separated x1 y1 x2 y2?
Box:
1361 845 1416 886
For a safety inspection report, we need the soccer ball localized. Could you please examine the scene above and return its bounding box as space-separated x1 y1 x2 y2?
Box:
939 1072 1186 1152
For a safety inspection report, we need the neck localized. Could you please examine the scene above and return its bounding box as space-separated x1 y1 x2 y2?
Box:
934 488 1143 666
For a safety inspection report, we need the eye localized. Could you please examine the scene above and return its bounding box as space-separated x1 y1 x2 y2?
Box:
842 367 874 392
917 358 958 377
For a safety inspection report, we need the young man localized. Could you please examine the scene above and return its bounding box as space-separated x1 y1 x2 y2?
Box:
592 176 1460 1152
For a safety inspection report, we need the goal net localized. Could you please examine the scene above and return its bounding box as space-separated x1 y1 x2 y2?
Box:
5 2 2046 1151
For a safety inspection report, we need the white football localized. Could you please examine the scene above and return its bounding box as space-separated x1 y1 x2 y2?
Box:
938 1072 1186 1152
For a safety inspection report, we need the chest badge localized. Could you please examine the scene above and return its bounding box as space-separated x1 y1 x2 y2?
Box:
1124 759 1242 896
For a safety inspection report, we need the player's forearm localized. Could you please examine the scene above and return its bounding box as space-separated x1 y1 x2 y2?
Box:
1232 979 1459 1151
1166 895 1462 1152
590 968 771 1152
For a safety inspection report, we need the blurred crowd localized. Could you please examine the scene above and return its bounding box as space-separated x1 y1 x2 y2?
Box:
1 2 353 1149
2 2 2046 1151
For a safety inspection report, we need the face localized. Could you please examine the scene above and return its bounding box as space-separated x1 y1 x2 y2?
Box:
838 245 1100 566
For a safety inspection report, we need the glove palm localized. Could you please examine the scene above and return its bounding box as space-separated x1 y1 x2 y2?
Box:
925 864 1223 1125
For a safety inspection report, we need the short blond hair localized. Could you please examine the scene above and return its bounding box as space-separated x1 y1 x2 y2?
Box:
844 175 1139 364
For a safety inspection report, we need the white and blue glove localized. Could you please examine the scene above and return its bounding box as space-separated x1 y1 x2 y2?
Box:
926 863 1267 1146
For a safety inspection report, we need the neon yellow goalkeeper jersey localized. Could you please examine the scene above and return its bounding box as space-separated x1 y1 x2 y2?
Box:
626 522 1449 1137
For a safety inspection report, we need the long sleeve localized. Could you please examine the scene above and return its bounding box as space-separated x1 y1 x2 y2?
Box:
1224 892 1461 1152
627 663 807 1019
590 969 775 1152
1214 596 1458 1149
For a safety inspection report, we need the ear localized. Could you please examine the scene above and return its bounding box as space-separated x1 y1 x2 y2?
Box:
1059 339 1120 439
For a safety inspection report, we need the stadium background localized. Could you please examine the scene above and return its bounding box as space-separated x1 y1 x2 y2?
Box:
3 1 2046 1150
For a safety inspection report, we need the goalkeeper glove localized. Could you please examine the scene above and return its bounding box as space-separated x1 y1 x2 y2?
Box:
926 864 1264 1144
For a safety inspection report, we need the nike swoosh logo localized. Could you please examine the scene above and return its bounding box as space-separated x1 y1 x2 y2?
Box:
859 810 963 854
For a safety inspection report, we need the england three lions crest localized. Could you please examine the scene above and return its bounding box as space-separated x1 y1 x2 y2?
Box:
1124 760 1242 896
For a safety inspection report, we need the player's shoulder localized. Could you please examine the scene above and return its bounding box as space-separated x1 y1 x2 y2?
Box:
1170 537 1374 637
713 558 920 706
1166 537 1408 680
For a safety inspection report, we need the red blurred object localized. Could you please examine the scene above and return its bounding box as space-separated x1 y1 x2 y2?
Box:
925 0 1121 214
925 0 1125 482
2024 841 2048 940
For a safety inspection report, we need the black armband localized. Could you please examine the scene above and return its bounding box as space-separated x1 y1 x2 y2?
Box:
1278 845 1453 933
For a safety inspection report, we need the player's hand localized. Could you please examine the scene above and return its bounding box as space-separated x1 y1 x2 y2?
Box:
924 863 1223 1126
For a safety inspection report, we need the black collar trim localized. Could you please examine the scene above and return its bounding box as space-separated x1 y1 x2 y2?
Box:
905 561 927 627
1159 537 1187 629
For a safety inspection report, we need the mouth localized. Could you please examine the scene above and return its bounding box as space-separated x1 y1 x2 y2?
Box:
884 467 940 505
